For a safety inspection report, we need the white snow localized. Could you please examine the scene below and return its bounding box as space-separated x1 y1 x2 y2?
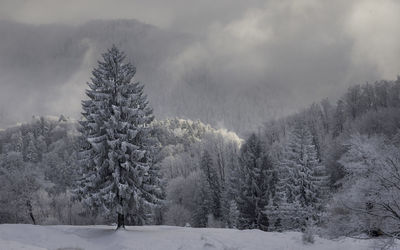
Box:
0 224 393 250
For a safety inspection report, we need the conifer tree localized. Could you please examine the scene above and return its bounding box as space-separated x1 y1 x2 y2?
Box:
227 200 240 228
274 122 328 230
25 132 38 163
236 134 270 230
77 45 162 229
192 174 211 227
10 131 23 152
200 150 221 219
221 147 240 228
333 99 346 138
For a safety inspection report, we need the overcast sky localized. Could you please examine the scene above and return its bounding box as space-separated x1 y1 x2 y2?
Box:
0 0 399 132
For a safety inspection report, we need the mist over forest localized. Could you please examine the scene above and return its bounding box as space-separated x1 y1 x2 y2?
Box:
2 0 398 133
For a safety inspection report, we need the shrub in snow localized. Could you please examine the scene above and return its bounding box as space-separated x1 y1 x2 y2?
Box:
302 228 315 244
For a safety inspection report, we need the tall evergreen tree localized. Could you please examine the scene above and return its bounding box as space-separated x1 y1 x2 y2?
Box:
25 132 38 163
200 150 221 219
221 147 240 228
77 45 162 229
332 99 345 138
236 133 270 230
192 173 212 227
274 122 328 230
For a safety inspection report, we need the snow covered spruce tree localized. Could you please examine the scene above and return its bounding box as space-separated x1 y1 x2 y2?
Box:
77 45 162 229
236 133 271 231
272 121 328 230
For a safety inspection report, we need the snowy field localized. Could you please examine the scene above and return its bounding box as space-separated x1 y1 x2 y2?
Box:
0 224 393 250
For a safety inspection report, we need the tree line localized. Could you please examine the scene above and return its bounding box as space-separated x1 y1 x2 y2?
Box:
1 46 400 238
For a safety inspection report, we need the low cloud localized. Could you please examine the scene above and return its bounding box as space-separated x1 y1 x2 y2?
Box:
0 0 399 133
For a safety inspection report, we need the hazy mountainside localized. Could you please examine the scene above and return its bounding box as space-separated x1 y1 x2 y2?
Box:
0 19 280 133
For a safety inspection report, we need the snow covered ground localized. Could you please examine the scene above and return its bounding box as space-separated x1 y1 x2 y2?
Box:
0 224 395 250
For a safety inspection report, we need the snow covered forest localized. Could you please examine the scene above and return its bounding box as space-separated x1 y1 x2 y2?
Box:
1 43 400 245
1 1 400 249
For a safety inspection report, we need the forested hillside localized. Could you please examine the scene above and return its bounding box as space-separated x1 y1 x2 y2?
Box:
1 77 400 239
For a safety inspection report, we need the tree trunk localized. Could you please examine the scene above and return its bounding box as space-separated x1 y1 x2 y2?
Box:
117 213 125 229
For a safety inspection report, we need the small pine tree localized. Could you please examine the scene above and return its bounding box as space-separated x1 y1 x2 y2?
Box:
227 200 240 228
77 45 162 229
263 194 279 231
